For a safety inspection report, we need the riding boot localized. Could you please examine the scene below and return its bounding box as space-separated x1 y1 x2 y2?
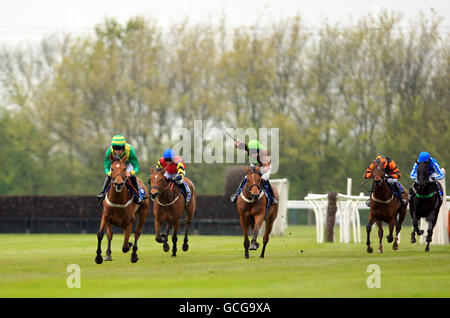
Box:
97 175 111 202
180 182 191 206
394 182 407 205
434 180 443 202
230 177 248 203
129 175 143 204
264 180 278 205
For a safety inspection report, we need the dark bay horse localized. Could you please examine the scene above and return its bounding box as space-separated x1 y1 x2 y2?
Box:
149 167 196 257
236 165 279 258
409 160 443 252
95 158 149 264
366 158 408 253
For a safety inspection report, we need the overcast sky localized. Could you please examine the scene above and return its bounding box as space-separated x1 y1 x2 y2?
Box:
1 0 449 45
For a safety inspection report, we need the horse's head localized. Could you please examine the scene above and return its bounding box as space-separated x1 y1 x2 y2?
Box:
149 167 168 199
110 159 127 193
371 157 387 188
245 165 262 200
416 160 431 192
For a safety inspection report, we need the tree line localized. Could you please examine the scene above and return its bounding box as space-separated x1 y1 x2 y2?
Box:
0 9 448 198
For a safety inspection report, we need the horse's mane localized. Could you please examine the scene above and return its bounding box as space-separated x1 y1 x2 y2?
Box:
417 161 430 183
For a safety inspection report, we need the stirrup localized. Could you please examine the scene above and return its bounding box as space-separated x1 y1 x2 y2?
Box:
133 194 143 204
230 193 238 203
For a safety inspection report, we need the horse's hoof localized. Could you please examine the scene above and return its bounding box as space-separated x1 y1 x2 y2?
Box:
182 243 189 252
377 249 383 253
425 248 430 252
104 255 112 261
387 236 393 243
260 254 265 259
95 256 103 264
171 254 177 257
155 237 163 243
411 237 416 244
393 244 398 251
131 256 139 263
367 246 373 253
163 243 170 252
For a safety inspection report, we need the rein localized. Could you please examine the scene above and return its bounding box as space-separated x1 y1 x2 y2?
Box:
105 174 133 208
241 170 264 203
150 175 181 206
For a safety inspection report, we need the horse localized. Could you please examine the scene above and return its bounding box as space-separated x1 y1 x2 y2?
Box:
95 157 149 264
148 167 196 257
365 158 408 253
236 165 279 258
409 160 443 252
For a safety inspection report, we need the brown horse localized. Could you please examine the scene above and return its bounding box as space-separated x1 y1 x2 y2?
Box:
149 167 196 257
366 158 408 253
236 165 279 258
95 158 149 264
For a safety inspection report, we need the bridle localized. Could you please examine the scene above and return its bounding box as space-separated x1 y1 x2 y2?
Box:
371 159 387 184
414 161 435 199
110 162 128 192
246 169 262 194
149 171 180 206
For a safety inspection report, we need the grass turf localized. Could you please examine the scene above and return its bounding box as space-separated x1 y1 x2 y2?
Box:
0 225 449 298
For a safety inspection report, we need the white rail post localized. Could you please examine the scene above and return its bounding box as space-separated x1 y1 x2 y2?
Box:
420 168 449 245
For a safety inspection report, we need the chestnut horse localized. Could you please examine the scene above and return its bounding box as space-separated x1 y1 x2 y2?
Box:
409 160 443 252
149 167 196 257
95 158 149 264
236 165 279 258
366 158 408 253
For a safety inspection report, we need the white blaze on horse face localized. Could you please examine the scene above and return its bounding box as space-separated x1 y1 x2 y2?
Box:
115 163 120 169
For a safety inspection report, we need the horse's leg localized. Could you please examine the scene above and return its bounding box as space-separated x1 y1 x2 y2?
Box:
183 204 195 252
260 212 276 258
410 201 418 243
394 206 406 250
131 209 147 263
104 224 113 261
122 222 133 253
154 212 164 243
239 214 250 259
376 221 383 253
425 213 438 252
162 223 171 252
95 214 107 264
366 218 374 253
171 221 180 257
386 218 394 244
250 211 264 250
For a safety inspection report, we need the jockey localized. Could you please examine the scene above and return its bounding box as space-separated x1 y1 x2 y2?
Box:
155 148 191 205
409 151 445 199
229 139 278 205
363 155 407 207
96 135 143 205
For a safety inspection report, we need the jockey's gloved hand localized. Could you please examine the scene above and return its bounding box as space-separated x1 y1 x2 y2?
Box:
173 175 182 182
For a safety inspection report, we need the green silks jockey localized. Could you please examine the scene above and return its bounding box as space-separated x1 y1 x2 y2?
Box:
96 135 143 205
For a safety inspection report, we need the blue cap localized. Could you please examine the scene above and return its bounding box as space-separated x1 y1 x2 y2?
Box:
418 151 430 163
163 149 175 160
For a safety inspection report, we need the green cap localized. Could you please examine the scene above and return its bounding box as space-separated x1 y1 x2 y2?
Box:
248 140 266 150
111 135 126 146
